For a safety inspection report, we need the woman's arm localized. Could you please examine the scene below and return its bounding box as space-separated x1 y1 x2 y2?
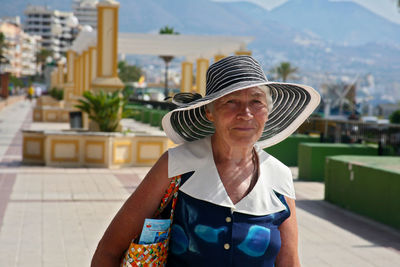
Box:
275 197 301 267
91 152 171 267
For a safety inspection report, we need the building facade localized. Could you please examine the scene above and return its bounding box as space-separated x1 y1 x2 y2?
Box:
72 0 98 29
24 5 76 59
0 16 41 77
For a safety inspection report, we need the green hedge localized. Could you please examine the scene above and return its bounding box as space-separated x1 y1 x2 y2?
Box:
141 109 152 124
124 104 168 128
325 156 400 230
124 104 144 120
149 110 166 127
264 134 319 166
298 143 377 181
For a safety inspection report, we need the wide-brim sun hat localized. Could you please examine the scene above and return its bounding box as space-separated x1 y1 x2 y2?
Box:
162 55 321 148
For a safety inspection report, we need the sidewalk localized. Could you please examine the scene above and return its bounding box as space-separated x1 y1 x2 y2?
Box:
0 100 399 266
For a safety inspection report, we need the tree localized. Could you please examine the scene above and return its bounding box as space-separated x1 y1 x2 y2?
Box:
159 26 179 97
36 48 53 73
389 110 400 124
0 32 9 73
117 61 142 83
270 62 298 82
9 75 24 88
159 26 179 35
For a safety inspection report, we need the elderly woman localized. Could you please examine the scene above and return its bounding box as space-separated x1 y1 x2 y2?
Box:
92 56 320 266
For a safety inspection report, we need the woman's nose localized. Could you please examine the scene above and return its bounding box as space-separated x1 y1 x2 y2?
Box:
236 104 253 120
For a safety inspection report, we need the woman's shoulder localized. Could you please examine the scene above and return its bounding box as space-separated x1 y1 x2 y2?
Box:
257 149 295 199
168 137 211 178
169 137 211 157
256 146 290 171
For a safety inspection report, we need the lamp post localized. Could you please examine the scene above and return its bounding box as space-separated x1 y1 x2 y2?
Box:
160 55 174 98
66 15 80 48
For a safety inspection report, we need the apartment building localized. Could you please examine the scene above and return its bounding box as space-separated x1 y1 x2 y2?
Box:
72 0 98 29
0 17 40 77
24 5 76 59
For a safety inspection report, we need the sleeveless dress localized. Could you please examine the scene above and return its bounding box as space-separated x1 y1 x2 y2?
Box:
166 136 295 267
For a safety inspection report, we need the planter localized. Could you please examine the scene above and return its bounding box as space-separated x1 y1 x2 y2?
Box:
264 134 319 166
33 96 68 122
22 129 175 168
325 155 400 230
33 106 73 122
298 143 377 181
36 95 64 108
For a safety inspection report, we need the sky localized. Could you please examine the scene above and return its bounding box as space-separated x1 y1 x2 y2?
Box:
214 0 400 24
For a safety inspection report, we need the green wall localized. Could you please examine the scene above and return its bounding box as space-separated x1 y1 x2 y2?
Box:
298 143 377 181
325 156 400 230
264 134 319 166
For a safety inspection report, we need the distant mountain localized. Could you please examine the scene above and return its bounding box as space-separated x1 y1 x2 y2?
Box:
268 0 400 46
1 0 400 100
2 0 400 47
118 0 269 35
0 0 71 18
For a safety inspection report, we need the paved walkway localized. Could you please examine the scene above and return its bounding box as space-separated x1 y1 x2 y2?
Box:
0 99 399 266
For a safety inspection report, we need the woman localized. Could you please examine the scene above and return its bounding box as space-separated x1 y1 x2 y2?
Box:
91 55 320 266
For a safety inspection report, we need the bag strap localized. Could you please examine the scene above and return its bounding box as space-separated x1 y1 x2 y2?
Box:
153 175 181 219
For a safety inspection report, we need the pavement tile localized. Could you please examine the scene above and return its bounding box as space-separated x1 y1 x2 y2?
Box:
1 99 399 267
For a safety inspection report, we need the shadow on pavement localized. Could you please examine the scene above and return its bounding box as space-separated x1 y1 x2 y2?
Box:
0 159 23 167
296 199 400 252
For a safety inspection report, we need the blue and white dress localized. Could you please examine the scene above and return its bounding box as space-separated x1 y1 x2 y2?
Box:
166 136 295 267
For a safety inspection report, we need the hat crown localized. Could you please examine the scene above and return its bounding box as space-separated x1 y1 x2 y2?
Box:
205 55 268 96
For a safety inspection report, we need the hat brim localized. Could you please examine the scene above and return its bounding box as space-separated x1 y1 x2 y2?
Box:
162 81 320 148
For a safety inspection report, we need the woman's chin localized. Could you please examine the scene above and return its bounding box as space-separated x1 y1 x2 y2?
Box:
228 134 260 147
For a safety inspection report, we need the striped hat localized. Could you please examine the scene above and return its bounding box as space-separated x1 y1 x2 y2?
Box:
162 55 320 148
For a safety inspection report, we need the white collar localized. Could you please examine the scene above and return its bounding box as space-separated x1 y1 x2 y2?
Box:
168 136 295 216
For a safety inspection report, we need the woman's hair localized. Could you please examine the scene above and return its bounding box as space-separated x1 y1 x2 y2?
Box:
206 85 273 113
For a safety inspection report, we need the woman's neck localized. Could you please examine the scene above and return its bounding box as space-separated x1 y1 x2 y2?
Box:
210 135 254 165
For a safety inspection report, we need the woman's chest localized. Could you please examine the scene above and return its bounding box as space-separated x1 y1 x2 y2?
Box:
168 191 290 267
217 162 257 204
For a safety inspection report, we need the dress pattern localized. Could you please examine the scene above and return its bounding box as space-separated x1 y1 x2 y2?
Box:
167 187 290 267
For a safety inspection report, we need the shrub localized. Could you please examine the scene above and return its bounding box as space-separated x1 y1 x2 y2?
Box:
49 87 64 101
75 90 125 132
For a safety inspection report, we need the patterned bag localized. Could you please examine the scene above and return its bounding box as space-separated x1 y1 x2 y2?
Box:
121 175 181 267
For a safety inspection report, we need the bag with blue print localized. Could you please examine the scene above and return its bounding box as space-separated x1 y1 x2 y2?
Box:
121 175 181 267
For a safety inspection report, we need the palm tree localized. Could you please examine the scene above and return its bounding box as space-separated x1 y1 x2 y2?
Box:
271 62 298 82
159 26 179 35
159 26 179 98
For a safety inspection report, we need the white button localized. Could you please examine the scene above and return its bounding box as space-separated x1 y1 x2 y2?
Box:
224 243 230 250
225 217 232 223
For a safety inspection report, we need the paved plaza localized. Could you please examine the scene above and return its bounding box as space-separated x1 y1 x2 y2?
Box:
0 99 399 266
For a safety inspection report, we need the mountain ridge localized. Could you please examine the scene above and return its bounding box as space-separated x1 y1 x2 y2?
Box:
1 0 400 100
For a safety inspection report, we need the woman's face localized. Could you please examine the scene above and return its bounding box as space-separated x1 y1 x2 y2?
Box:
206 87 269 147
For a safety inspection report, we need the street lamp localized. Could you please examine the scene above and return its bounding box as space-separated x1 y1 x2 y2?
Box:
66 15 79 28
66 15 80 48
159 55 174 98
